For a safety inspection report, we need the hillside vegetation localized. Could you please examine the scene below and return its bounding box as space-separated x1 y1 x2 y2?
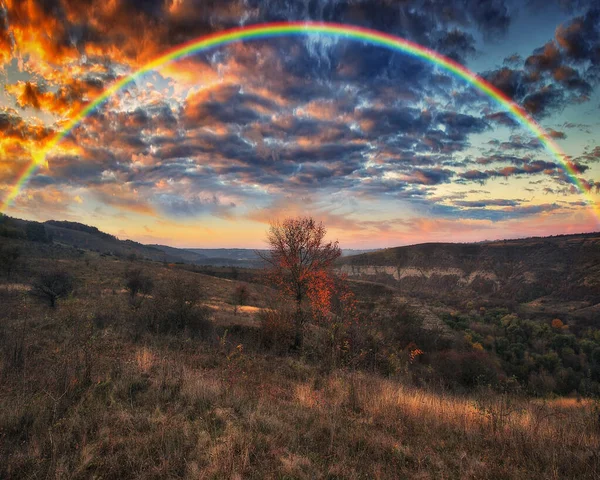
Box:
1 218 600 478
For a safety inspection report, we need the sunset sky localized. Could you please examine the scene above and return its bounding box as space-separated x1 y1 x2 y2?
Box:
0 0 599 248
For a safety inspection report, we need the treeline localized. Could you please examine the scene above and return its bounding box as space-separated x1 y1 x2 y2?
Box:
0 214 51 243
45 220 117 241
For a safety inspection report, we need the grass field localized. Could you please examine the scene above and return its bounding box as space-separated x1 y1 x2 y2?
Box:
0 249 599 479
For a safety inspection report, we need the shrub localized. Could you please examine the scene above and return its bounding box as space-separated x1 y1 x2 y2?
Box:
433 350 500 389
124 268 154 300
528 370 557 396
142 278 213 338
234 284 249 307
258 305 295 354
0 244 21 281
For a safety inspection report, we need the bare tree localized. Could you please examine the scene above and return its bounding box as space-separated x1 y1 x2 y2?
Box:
31 270 74 307
259 217 341 350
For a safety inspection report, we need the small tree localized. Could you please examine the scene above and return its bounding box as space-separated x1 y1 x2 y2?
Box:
31 270 74 307
0 244 21 280
232 283 249 315
124 268 154 300
259 217 341 350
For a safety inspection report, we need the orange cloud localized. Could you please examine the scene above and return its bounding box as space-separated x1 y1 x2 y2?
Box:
5 79 105 117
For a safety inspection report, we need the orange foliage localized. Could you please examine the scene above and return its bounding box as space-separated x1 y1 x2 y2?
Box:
551 318 564 329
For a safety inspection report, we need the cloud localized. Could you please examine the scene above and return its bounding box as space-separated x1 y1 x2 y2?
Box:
183 83 276 127
482 6 600 117
459 159 559 182
397 168 455 186
155 193 237 219
547 128 567 139
427 202 562 222
454 199 522 207
0 0 596 242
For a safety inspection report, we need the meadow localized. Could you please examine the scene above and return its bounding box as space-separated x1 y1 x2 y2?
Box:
1 242 599 479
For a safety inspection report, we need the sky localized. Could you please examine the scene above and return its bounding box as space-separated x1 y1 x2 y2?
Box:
0 0 599 248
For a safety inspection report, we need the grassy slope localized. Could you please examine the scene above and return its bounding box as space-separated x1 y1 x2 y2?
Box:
0 244 599 479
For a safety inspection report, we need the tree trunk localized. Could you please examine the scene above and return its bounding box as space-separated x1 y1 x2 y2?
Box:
293 300 303 351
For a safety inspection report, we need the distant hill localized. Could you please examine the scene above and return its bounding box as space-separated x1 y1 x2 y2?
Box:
44 222 187 263
4 214 597 306
338 232 600 307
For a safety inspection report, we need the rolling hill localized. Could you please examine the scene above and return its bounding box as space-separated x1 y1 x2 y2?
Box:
337 233 600 311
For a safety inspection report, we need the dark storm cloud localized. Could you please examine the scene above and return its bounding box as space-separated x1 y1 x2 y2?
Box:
522 86 567 117
566 161 589 174
461 170 492 181
43 149 127 185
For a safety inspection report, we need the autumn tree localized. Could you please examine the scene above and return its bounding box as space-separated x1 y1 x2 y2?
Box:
260 217 341 350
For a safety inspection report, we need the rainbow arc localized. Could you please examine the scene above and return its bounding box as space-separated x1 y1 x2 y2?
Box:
2 22 598 223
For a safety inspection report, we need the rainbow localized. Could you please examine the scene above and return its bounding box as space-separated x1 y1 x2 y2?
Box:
2 21 598 221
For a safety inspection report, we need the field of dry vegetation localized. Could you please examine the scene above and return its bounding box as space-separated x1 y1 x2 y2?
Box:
1 243 599 479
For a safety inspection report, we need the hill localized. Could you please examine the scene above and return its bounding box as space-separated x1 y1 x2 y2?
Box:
1 233 599 478
1 215 378 267
338 233 600 310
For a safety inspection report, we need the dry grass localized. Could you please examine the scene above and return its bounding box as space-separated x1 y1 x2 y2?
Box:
0 252 598 479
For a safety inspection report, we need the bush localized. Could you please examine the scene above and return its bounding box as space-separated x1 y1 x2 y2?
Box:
433 350 501 389
141 278 213 338
258 305 295 354
124 268 154 300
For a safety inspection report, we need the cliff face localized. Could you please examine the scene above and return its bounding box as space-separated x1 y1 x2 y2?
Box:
337 234 600 303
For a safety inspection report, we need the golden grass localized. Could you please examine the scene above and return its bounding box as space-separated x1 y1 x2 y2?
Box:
0 254 598 479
